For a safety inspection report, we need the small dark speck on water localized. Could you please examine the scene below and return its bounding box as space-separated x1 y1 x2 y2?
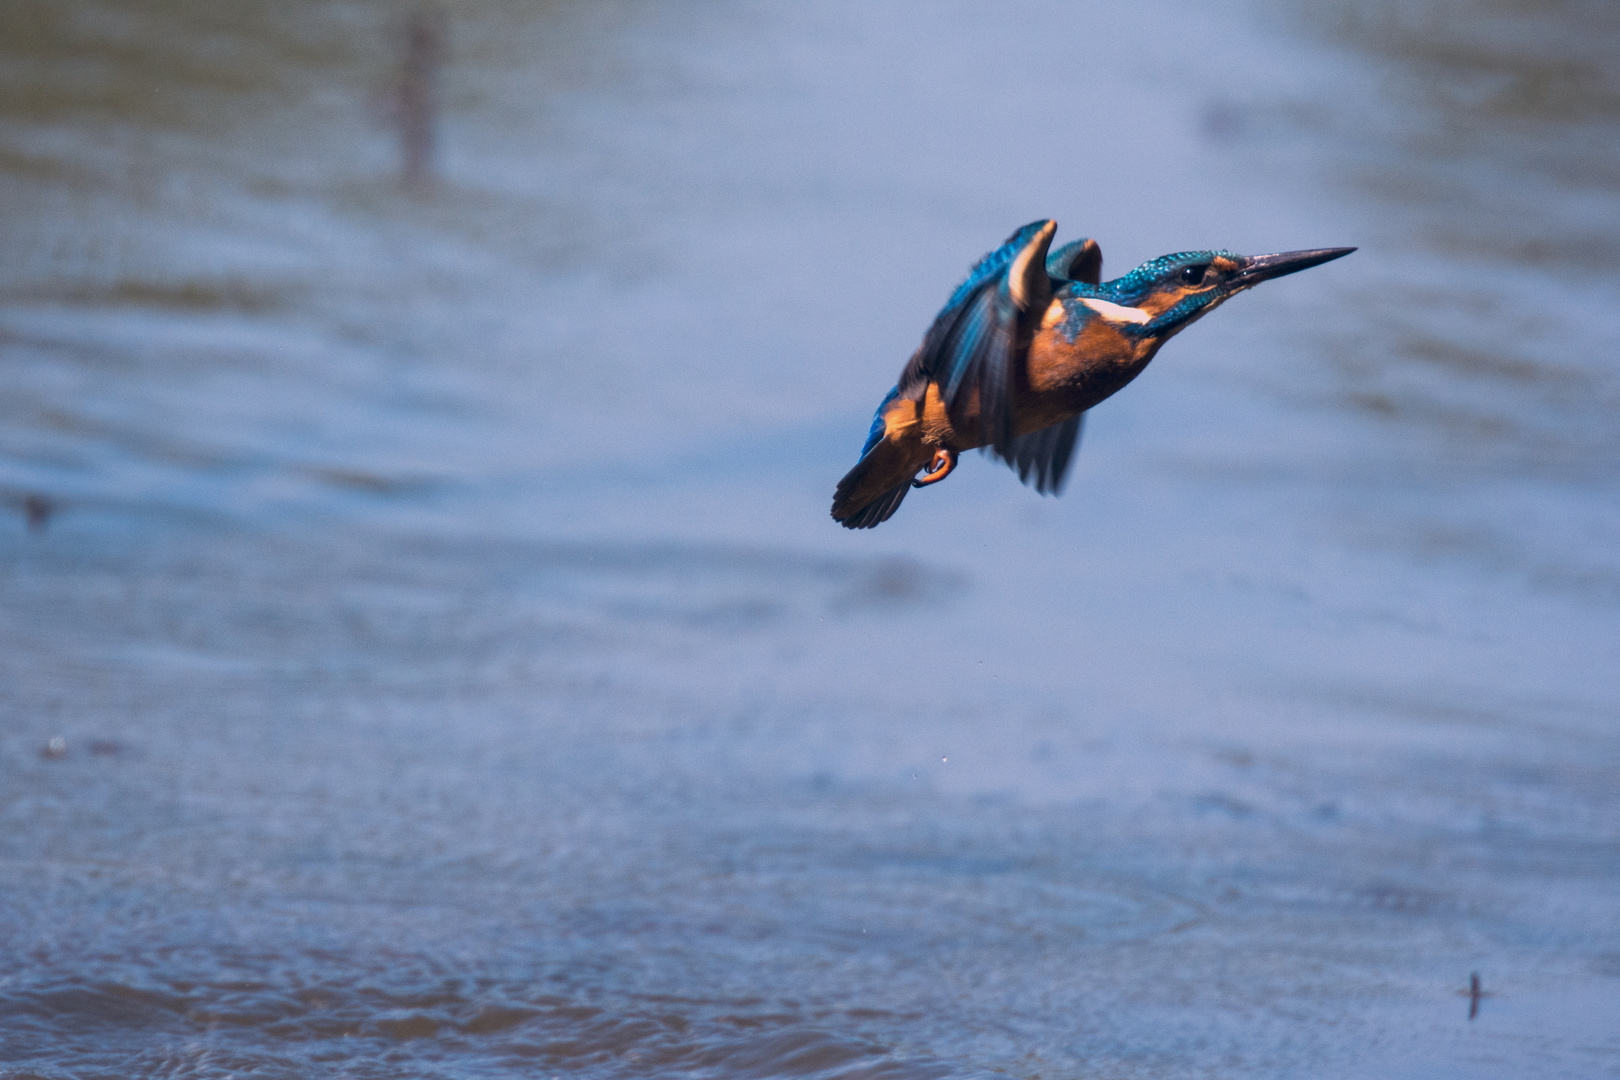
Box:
24 493 52 531
1201 99 1247 141
1467 971 1487 1020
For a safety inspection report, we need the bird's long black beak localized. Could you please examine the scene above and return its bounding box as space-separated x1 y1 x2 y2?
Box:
1234 247 1355 285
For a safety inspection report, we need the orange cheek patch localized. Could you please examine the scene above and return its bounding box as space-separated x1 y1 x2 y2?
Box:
1138 290 1184 317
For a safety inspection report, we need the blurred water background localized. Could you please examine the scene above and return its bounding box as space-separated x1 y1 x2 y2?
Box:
2 1 1618 1077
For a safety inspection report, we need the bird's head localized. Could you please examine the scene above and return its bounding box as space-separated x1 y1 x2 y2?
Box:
1075 247 1355 340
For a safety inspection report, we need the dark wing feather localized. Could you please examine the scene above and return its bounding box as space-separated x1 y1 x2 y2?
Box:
897 220 1055 454
983 413 1084 495
1045 237 1102 285
942 280 1019 449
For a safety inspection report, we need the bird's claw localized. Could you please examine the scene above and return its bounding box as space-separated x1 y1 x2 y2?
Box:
912 448 958 488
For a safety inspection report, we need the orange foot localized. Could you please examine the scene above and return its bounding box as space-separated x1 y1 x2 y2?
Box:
912 447 959 488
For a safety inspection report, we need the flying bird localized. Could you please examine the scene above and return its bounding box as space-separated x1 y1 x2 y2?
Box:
830 221 1353 528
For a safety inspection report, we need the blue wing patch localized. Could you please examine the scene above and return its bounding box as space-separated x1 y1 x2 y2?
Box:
942 219 1052 312
858 385 901 460
897 220 1055 453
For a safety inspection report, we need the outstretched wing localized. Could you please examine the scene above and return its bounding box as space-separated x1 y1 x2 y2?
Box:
897 220 1056 454
1046 236 1102 285
983 413 1084 495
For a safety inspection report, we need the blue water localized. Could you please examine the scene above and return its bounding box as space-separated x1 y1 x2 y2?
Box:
2 2 1618 1076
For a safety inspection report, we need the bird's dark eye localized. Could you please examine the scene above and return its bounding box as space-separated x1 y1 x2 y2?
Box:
1179 264 1209 285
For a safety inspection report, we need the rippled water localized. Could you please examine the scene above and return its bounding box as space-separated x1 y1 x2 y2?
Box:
3 2 1618 1077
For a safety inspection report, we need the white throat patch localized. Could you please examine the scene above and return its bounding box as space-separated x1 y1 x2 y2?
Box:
1079 297 1152 325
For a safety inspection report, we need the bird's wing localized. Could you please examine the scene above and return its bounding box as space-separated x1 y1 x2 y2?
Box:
898 220 1056 453
1046 237 1102 284
983 412 1084 495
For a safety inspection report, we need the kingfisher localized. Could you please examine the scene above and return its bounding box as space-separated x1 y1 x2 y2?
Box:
830 220 1353 528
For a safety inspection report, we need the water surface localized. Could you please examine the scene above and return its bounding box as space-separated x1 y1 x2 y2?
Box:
2 2 1618 1077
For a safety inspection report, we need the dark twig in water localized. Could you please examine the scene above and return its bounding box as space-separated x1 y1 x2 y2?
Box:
396 7 445 190
1468 972 1484 1020
24 492 52 531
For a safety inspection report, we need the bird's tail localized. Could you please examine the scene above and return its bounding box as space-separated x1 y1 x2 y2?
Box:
831 439 926 529
836 478 911 529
